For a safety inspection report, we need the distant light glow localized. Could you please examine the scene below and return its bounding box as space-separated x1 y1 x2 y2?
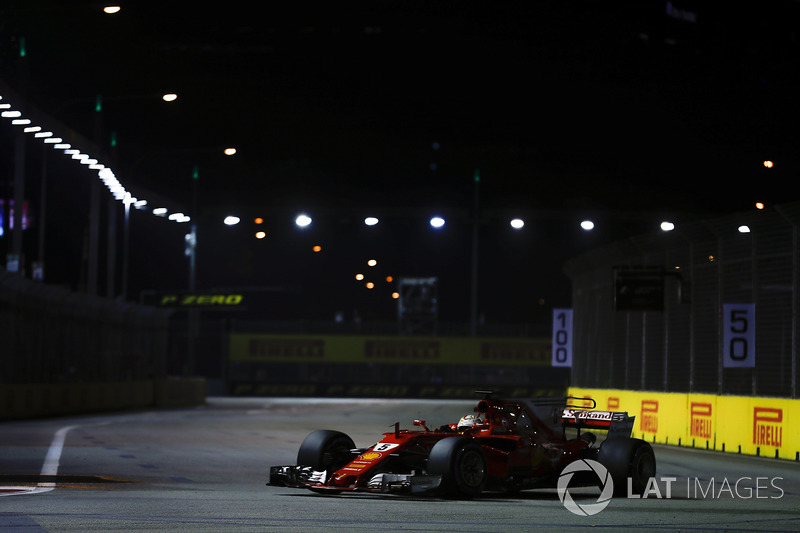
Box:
660 221 675 232
364 216 379 226
580 220 595 231
763 160 774 168
168 212 190 223
224 215 240 226
430 216 445 228
313 245 322 252
255 231 266 239
254 217 264 224
355 273 365 281
296 214 312 227
103 6 121 14
392 292 400 299
365 282 375 289
367 259 377 267
738 225 751 233
152 208 168 217
224 147 237 156
162 93 178 102
510 218 524 229
755 202 765 210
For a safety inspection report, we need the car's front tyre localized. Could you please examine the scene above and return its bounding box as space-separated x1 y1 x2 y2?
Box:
427 437 487 497
297 429 356 474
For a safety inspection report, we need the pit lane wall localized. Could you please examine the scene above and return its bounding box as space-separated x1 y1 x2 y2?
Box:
568 387 800 461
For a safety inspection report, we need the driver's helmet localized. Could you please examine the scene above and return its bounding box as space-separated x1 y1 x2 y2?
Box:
457 414 480 431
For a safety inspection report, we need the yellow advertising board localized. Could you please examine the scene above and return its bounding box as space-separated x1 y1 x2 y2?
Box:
569 387 800 461
229 334 551 366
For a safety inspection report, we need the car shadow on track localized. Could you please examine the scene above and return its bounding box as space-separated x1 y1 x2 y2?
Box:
270 489 578 503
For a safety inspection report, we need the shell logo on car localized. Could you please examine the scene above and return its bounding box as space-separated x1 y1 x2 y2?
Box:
360 452 382 460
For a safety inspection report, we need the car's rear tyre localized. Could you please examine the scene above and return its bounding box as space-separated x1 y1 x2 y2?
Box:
297 430 356 474
596 437 656 496
427 437 487 497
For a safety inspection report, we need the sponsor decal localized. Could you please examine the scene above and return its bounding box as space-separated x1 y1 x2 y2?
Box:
562 409 627 429
753 407 783 447
690 402 713 440
562 409 619 422
640 400 659 433
247 339 324 359
360 452 381 461
342 465 369 472
364 340 440 360
607 397 620 410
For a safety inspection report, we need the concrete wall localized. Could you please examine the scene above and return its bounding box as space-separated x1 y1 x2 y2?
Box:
0 378 206 421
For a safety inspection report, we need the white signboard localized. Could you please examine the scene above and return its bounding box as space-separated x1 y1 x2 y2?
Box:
723 303 756 368
552 308 573 367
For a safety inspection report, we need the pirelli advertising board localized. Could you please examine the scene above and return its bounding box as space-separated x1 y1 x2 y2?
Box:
569 387 800 461
229 334 551 366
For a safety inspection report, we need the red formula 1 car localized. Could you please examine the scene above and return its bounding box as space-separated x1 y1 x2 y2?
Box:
269 391 655 497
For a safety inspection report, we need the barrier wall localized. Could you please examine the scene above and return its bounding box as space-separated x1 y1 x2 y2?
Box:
229 333 552 365
0 378 207 421
569 387 800 461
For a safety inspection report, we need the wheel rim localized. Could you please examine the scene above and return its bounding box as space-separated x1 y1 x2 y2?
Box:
322 438 352 470
458 449 486 488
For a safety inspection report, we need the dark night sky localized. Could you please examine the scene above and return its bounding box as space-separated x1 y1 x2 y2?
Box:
2 1 799 324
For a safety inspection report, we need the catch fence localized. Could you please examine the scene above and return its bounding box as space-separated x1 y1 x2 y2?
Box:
565 202 800 399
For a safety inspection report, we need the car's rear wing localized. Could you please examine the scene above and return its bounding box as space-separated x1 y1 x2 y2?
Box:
561 408 635 438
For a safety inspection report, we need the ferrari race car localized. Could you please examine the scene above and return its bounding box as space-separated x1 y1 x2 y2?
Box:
269 391 655 497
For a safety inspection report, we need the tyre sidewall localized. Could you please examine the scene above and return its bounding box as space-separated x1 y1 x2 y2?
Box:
428 437 487 497
297 430 356 472
596 437 656 496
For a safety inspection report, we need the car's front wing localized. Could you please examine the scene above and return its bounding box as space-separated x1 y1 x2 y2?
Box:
269 465 441 494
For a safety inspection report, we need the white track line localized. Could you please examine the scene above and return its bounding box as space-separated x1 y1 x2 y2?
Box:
38 425 78 488
0 424 78 497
